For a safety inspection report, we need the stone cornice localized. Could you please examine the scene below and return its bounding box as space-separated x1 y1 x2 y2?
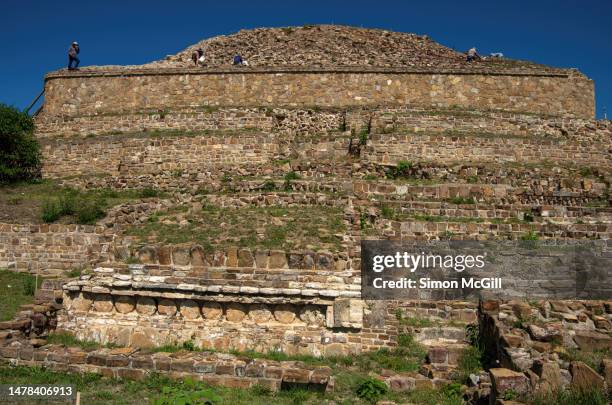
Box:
45 65 576 81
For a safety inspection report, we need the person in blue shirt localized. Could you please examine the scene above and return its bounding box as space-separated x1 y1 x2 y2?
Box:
68 42 80 70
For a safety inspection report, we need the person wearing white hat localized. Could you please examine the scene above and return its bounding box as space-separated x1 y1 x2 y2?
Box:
68 41 80 70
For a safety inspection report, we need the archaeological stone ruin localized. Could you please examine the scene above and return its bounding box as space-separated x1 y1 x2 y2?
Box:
1 25 610 402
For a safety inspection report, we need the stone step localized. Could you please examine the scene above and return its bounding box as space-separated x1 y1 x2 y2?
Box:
414 327 467 345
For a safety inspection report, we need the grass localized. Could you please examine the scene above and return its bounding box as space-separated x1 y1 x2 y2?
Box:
45 332 120 350
0 269 43 321
532 387 610 405
0 179 166 225
395 309 435 328
0 326 464 404
125 205 346 253
558 348 611 374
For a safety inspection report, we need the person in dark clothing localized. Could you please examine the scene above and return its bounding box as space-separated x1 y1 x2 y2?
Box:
232 54 243 66
68 42 80 70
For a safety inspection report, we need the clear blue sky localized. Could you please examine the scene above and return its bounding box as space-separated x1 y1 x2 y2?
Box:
2 0 611 118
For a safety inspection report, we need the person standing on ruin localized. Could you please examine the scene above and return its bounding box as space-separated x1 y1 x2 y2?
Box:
68 41 80 70
466 47 480 62
192 48 204 66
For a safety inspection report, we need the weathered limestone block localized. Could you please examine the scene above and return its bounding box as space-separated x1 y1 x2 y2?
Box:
299 305 325 326
70 293 92 312
226 247 238 267
172 246 191 266
531 360 562 395
157 299 177 317
569 361 604 391
490 368 530 399
274 304 296 323
572 331 612 351
93 294 114 312
248 304 272 323
254 250 268 268
180 300 202 320
237 249 254 267
201 302 223 320
136 297 157 315
190 245 207 266
114 296 136 314
226 303 247 322
329 299 364 328
157 246 172 265
138 246 157 264
316 253 333 270
269 250 288 269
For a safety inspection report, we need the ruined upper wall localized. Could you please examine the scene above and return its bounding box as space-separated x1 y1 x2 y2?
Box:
42 67 595 119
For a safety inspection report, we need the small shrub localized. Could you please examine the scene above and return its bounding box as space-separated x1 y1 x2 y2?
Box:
262 180 276 191
356 377 388 403
520 230 539 241
139 187 161 198
503 388 518 400
181 340 196 351
65 267 82 278
381 205 395 219
23 277 36 296
76 198 105 224
0 103 42 183
250 383 272 396
523 212 534 222
449 196 476 205
57 194 76 216
41 200 62 223
359 128 369 145
388 160 414 179
397 333 415 347
284 171 301 181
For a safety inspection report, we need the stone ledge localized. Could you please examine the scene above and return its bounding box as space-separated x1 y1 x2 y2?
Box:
45 66 571 81
0 344 333 392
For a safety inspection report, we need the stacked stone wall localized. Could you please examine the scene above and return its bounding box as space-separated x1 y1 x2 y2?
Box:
41 68 595 118
0 223 112 276
364 133 611 168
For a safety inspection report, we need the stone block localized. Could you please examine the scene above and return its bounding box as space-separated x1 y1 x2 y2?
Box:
573 331 612 351
268 250 287 269
226 303 247 322
172 246 191 266
489 368 530 399
569 361 604 391
248 304 272 323
237 249 254 267
215 363 236 375
180 300 202 320
282 368 311 384
201 302 223 320
157 299 177 317
93 294 114 312
331 299 364 328
193 361 216 374
531 360 561 395
114 295 136 314
190 245 208 266
138 246 157 264
273 304 296 324
171 358 195 372
136 297 157 315
117 368 147 380
157 246 172 265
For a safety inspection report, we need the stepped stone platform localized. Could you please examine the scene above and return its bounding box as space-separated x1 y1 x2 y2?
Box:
2 24 611 402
